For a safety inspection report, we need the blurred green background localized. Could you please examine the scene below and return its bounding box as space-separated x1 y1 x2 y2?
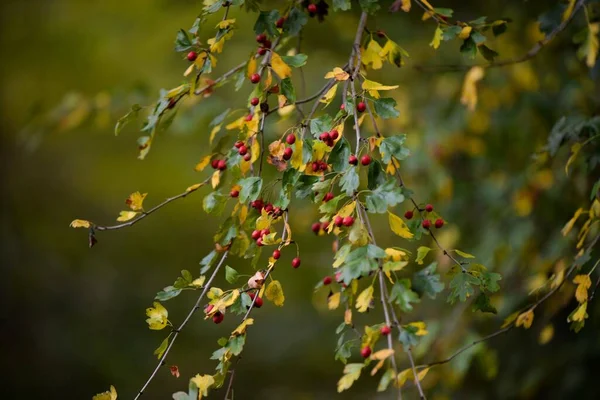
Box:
1 0 599 399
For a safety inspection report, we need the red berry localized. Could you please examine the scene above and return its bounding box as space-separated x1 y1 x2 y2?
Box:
187 51 198 62
251 199 264 210
319 132 330 142
238 145 248 156
257 47 267 56
243 153 251 161
381 325 392 336
263 40 272 49
212 312 224 324
425 204 434 212
360 346 372 358
245 113 253 122
291 257 301 268
272 249 281 259
308 3 317 13
323 192 334 202
330 130 339 140
250 97 260 106
264 204 274 214
312 162 320 171
321 221 330 231
323 276 332 285
251 230 261 240
283 147 293 160
357 101 367 113
286 134 296 145
248 292 263 308
276 17 286 28
211 159 220 169
404 210 414 220
342 216 354 227
273 206 282 216
256 33 267 43
340 104 345 110
319 161 328 171
250 73 261 84
234 140 244 148
360 155 371 166
422 219 431 229
334 216 344 227
311 222 321 234
435 218 444 229
260 228 270 237
217 159 227 171
205 304 214 314
348 155 358 165
230 189 239 198
256 237 264 246
269 85 279 94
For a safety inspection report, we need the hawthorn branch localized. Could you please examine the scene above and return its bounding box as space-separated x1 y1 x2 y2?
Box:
195 61 247 96
94 175 211 231
134 249 230 400
414 0 587 72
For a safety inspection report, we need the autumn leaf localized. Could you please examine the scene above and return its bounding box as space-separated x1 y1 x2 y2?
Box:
538 324 554 345
146 302 168 330
388 211 414 238
460 66 485 111
194 155 212 172
232 318 254 335
92 385 117 400
361 79 399 99
561 207 583 236
401 0 411 12
248 270 266 289
565 142 582 176
454 249 475 258
397 367 429 387
324 67 350 81
337 363 363 393
126 191 147 211
385 247 406 261
319 83 338 106
186 183 204 192
328 292 341 310
407 321 428 336
362 40 384 70
356 286 374 312
216 18 235 29
415 246 431 264
170 365 180 378
459 26 472 39
573 274 591 303
190 374 215 398
70 219 91 228
270 52 292 79
568 301 588 322
265 280 285 306
515 309 534 329
117 211 138 222
371 348 394 361
430 26 443 49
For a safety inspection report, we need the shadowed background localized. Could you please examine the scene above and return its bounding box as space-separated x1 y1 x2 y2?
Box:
1 0 599 399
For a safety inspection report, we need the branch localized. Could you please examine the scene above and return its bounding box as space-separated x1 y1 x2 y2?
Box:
94 176 211 231
414 0 587 72
134 249 230 399
194 61 247 96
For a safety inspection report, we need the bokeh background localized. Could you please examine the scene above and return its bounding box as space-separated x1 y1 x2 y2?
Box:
1 0 599 399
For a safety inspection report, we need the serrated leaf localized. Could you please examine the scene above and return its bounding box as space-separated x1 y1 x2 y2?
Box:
388 211 414 238
225 266 239 284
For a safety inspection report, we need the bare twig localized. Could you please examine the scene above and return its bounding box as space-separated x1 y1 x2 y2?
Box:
134 250 230 399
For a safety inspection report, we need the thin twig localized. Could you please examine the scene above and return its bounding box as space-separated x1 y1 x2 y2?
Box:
134 250 230 399
195 61 247 96
414 0 587 72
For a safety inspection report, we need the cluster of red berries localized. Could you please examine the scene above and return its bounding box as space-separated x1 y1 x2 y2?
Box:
249 199 283 217
251 227 271 247
248 291 263 308
204 304 224 324
311 160 328 172
282 133 295 161
234 140 252 162
318 129 339 147
210 158 227 171
255 33 272 57
311 213 354 236
404 204 444 229
348 154 371 166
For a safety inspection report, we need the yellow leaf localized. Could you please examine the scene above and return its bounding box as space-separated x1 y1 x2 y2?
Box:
319 83 338 106
270 52 292 79
312 141 330 161
565 142 582 176
328 292 341 310
356 286 374 312
70 219 91 228
337 364 363 393
568 301 588 322
573 274 591 303
501 311 519 328
370 359 385 376
430 26 443 49
117 211 138 222
261 232 281 246
562 0 576 22
191 276 206 287
401 0 411 12
184 63 195 77
255 209 273 230
420 0 434 10
226 116 245 130
454 249 475 258
337 201 356 218
378 39 408 68
290 135 305 171
538 324 554 345
265 280 285 306
209 124 221 145
126 191 147 211
232 318 254 336
397 367 429 387
194 155 212 172
166 84 189 99
146 302 168 330
459 26 472 39
239 205 248 224
388 211 414 239
344 308 352 325
362 40 384 70
361 79 399 99
324 67 349 81
92 385 117 400
264 69 273 89
371 348 394 361
247 54 257 78
190 374 215 399
460 66 485 111
516 309 534 329
561 207 584 236
216 18 235 29
268 139 286 158
583 23 599 68
207 36 227 54
211 170 221 189
186 183 203 192
251 136 260 163
408 321 428 336
385 247 406 261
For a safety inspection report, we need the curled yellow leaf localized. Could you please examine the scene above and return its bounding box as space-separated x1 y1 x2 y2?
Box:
460 66 485 111
270 52 292 79
70 219 91 228
117 211 138 222
324 67 349 81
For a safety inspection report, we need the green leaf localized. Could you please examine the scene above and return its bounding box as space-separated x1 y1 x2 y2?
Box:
189 17 201 35
281 53 308 68
295 175 319 199
155 286 183 301
115 104 141 136
460 37 477 59
226 334 246 356
340 167 359 196
283 7 308 36
379 134 410 164
434 7 454 17
335 339 356 364
471 31 486 44
280 78 296 104
359 0 380 14
154 336 169 359
367 244 387 259
492 21 508 36
399 325 419 347
225 266 239 284
333 0 352 11
340 246 378 284
413 262 445 299
454 249 475 258
479 44 499 61
367 160 385 190
442 25 462 41
365 179 404 214
415 246 432 265
472 293 497 314
328 139 351 172
200 250 217 274
448 272 480 303
253 10 279 37
175 29 193 52
373 97 400 119
319 194 345 214
389 279 420 312
310 114 334 137
470 264 501 292
203 191 227 215
591 179 600 201
377 369 395 392
238 177 262 202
